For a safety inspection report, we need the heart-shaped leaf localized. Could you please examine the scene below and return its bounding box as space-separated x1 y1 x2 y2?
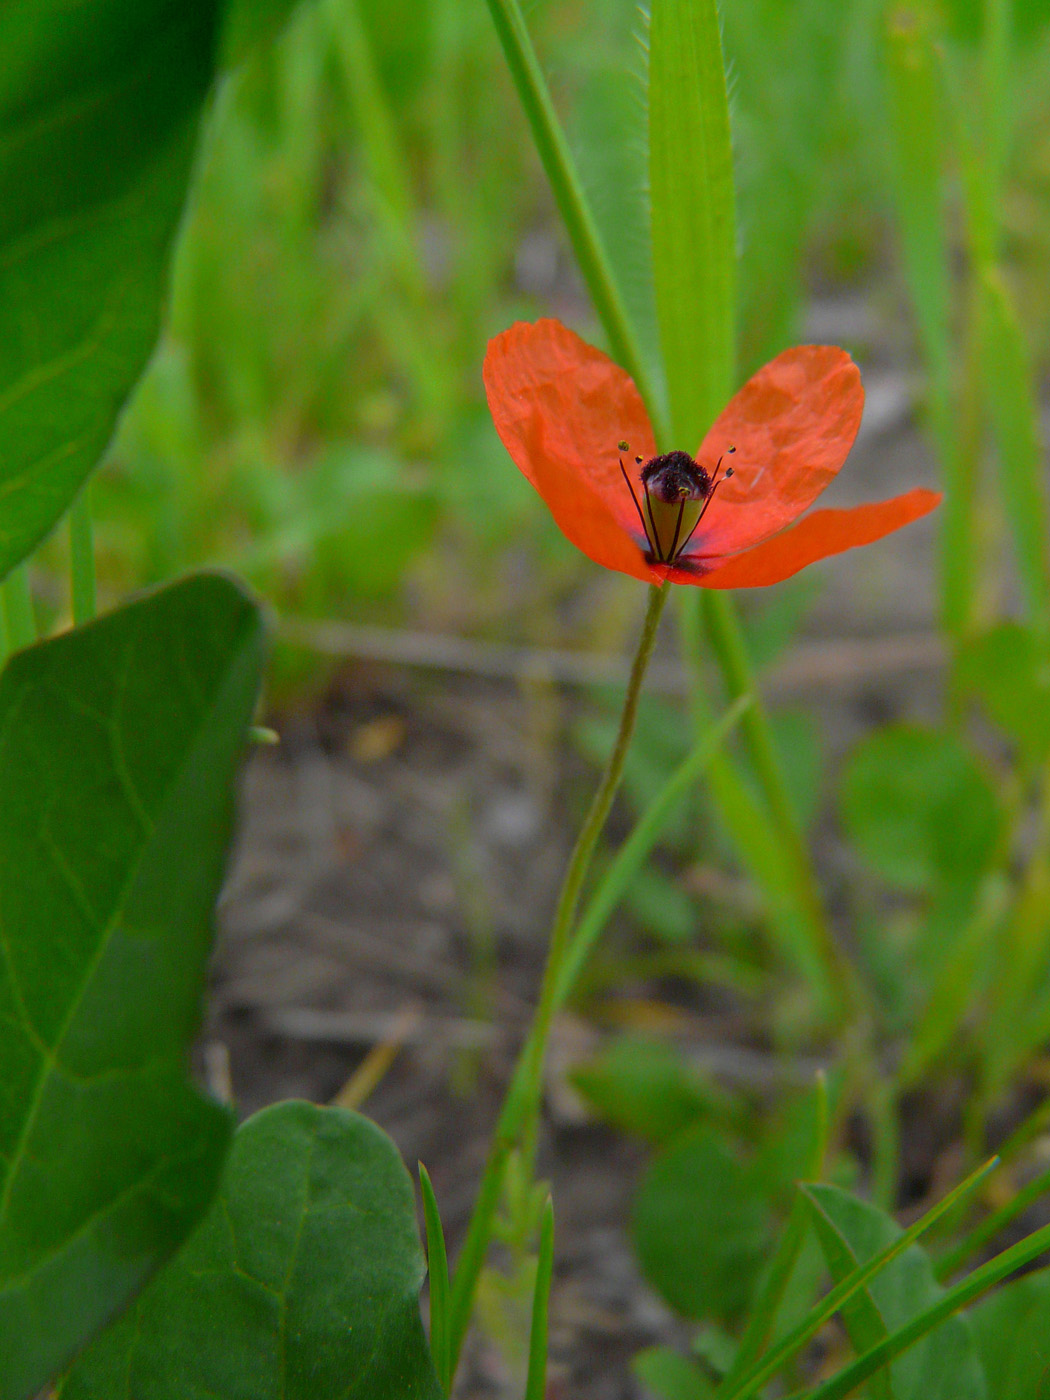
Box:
632 1127 770 1323
840 724 1001 893
0 573 266 1400
60 1101 444 1400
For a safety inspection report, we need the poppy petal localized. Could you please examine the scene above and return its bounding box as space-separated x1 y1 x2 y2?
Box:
483 319 658 580
689 345 865 561
684 488 941 590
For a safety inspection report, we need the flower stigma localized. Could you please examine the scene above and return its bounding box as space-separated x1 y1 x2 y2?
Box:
618 444 735 564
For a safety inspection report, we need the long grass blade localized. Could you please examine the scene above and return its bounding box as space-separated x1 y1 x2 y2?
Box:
805 1209 1050 1400
937 1159 1050 1282
679 595 857 1018
883 6 974 639
419 1162 452 1394
978 269 1050 640
524 1197 555 1400
2 566 37 655
717 1074 830 1396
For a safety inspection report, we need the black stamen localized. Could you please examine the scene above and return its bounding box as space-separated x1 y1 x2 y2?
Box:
677 461 730 556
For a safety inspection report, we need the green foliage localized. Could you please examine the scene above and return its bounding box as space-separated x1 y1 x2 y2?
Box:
0 574 265 1400
0 0 222 582
840 724 1001 894
806 1184 986 1399
221 0 303 64
942 0 1050 46
957 621 1050 763
60 1101 442 1399
571 1037 739 1145
634 1346 716 1399
970 1268 1050 1399
632 1127 771 1323
10 0 1050 1390
753 710 825 833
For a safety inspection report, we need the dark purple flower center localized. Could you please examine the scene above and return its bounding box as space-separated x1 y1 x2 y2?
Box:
640 451 711 505
618 445 735 564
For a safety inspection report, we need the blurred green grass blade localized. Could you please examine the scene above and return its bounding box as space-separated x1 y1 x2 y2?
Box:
482 0 663 438
807 1199 895 1400
554 694 751 1006
718 1194 812 1397
69 490 96 625
720 1157 997 1400
524 1197 554 1400
648 0 735 449
323 0 451 422
682 595 854 1018
419 1163 452 1394
0 573 265 1400
221 0 302 64
980 0 1012 203
803 1209 1050 1400
0 0 223 583
707 747 837 1009
1 567 37 655
900 876 1008 1086
447 1138 509 1374
883 7 974 638
884 9 951 388
977 765 1050 1090
979 270 1050 640
719 1074 830 1392
324 0 423 289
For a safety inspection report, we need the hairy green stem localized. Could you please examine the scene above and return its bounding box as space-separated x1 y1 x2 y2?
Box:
447 581 670 1372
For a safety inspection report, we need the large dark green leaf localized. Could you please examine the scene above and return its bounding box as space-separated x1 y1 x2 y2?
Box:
0 0 223 580
60 1101 444 1400
0 573 266 1400
805 1184 986 1400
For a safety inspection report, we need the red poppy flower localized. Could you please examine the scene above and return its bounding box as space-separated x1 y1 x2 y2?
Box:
483 318 940 588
